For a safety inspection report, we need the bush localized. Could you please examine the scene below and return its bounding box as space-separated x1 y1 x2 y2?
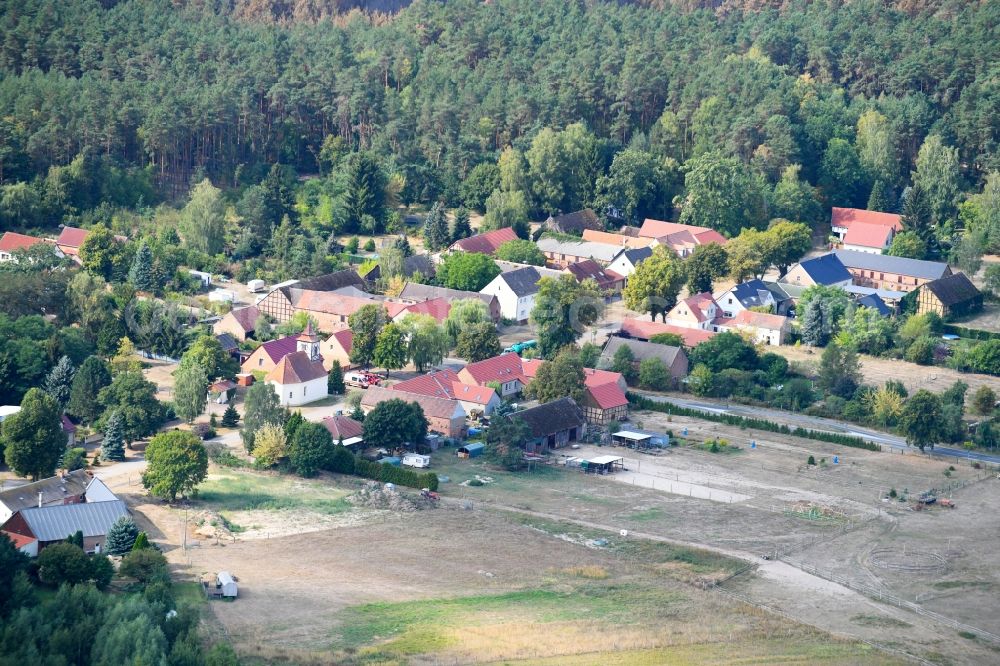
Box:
119 549 169 585
328 445 356 474
352 456 439 490
61 447 88 471
807 455 816 465
37 543 92 586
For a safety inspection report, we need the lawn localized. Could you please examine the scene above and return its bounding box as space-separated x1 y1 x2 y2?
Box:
196 470 352 515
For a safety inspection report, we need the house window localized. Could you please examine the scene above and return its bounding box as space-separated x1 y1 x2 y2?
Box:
288 392 292 399
727 298 733 304
303 387 307 396
879 273 884 280
258 358 263 367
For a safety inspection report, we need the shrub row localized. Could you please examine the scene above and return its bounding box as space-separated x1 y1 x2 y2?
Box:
626 393 880 452
942 324 1000 341
328 446 439 491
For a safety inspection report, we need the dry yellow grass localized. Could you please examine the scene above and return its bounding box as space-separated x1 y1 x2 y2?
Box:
559 565 610 579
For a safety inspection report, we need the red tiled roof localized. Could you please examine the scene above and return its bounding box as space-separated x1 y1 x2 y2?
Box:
583 367 623 388
450 381 497 406
565 259 624 289
586 382 628 410
831 207 903 232
266 350 327 384
257 336 301 364
843 221 894 249
229 306 261 333
56 226 89 248
322 414 364 441
390 369 462 399
693 229 728 245
362 386 463 419
1 530 36 549
728 310 789 330
0 232 48 253
461 352 526 385
451 227 518 254
581 230 655 248
329 329 353 354
639 219 726 243
621 318 715 346
398 297 452 322
676 292 718 323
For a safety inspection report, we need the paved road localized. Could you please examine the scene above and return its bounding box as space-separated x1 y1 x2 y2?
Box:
636 392 1000 465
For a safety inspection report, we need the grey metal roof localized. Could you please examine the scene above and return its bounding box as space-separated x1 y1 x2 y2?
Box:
0 470 91 515
399 283 498 308
599 337 685 368
536 237 621 263
498 266 544 297
833 249 949 280
728 279 773 308
18 500 128 542
793 254 852 285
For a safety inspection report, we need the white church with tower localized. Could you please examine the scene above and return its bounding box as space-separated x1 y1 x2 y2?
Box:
265 323 330 406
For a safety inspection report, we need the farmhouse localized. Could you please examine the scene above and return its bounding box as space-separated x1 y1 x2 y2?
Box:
831 207 903 243
716 279 777 318
0 470 94 523
0 232 55 262
606 247 652 283
582 230 655 249
542 208 603 235
256 270 365 322
600 337 689 387
265 325 328 407
619 318 715 347
519 360 629 425
916 272 982 318
564 259 624 292
213 305 263 342
856 293 894 316
285 290 411 333
664 293 722 331
779 253 853 289
834 249 951 293
322 414 364 448
457 352 528 397
511 398 586 455
398 283 502 322
714 310 791 346
54 226 90 260
480 266 545 322
450 227 518 255
320 329 354 371
636 219 727 256
0 499 129 555
392 297 452 324
361 386 467 439
536 237 621 268
390 369 501 415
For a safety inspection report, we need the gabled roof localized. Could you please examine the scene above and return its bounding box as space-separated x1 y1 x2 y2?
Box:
565 260 623 289
402 254 436 278
843 221 895 248
61 414 76 434
519 358 624 390
294 270 365 292
56 226 89 248
229 306 261 333
727 310 789 331
397 297 451 323
726 279 774 309
450 382 498 406
601 336 686 368
536 237 621 263
833 249 950 281
582 230 655 248
256 336 300 364
619 318 715 346
856 293 892 316
922 272 981 307
0 470 91 515
451 227 518 254
322 414 364 441
495 266 543 297
831 207 903 231
398 283 499 313
791 254 852 285
1 530 36 549
461 352 526 385
546 209 603 234
585 382 628 410
361 386 464 420
390 369 463 400
638 219 723 242
266 350 327 384
611 246 653 267
675 292 718 323
215 333 238 352
14 499 128 542
328 329 353 354
0 232 48 253
512 397 585 439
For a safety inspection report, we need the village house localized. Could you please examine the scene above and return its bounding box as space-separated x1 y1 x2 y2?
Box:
542 209 604 235
834 249 951 293
391 297 452 325
606 247 652 284
0 469 93 524
1 499 129 555
600 337 689 388
321 414 364 448
213 305 263 342
856 293 894 317
457 352 529 397
831 207 903 244
320 329 354 371
265 325 329 407
480 266 546 322
779 253 853 289
398 283 502 322
916 272 982 318
361 386 467 438
664 293 722 331
841 221 898 254
581 229 656 249
449 227 518 255
619 318 715 347
636 219 727 256
241 336 300 375
0 232 57 262
54 226 90 260
256 270 366 323
519 360 629 425
714 310 791 346
390 369 502 416
511 398 586 455
536 237 622 268
564 259 625 293
715 279 777 318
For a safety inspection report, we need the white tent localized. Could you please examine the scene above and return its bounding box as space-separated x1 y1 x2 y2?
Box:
216 571 238 598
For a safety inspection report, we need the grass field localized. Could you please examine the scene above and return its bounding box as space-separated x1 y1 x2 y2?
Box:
196 471 352 515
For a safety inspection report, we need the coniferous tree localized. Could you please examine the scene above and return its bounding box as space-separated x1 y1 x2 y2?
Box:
328 359 345 394
128 241 154 291
68 356 112 424
101 411 126 462
220 403 239 427
44 355 75 410
867 179 892 212
131 532 152 551
422 202 450 251
451 207 472 242
902 184 937 258
104 516 139 555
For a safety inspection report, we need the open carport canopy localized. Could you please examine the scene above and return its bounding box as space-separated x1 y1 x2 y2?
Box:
588 455 625 466
613 431 651 442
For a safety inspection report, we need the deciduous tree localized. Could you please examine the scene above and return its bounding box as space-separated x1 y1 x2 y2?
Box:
2 388 65 480
373 323 408 373
622 246 685 322
455 321 502 362
679 152 768 236
362 399 428 450
349 304 387 369
529 346 586 403
287 421 333 477
172 362 208 424
240 380 285 452
531 275 603 358
495 239 546 266
899 389 943 451
436 251 500 291
142 430 208 502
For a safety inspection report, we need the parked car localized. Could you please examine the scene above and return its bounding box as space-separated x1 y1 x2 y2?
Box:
345 371 374 388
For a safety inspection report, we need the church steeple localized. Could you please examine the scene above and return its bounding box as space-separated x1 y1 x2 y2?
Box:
296 321 321 361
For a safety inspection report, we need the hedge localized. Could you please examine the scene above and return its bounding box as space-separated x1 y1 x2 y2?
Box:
942 324 1000 341
353 457 439 491
627 393 880 452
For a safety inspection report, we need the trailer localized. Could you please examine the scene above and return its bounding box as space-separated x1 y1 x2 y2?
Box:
402 453 431 469
247 279 266 293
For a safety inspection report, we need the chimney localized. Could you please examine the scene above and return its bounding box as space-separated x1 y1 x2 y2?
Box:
38 492 43 508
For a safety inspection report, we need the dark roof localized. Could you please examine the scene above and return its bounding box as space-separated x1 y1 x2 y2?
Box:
565 259 623 289
923 272 981 307
729 279 773 308
856 294 892 316
617 246 652 266
229 306 261 332
600 337 686 368
14 500 129 542
284 270 364 295
512 397 585 439
398 283 499 312
794 254 852 285
403 254 436 278
833 250 949 281
498 266 543 297
257 336 300 364
215 333 239 352
546 209 603 234
0 470 91 515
